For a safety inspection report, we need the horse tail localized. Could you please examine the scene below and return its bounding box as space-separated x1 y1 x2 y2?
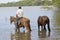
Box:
28 20 31 31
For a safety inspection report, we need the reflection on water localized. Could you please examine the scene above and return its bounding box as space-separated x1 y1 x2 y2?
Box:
53 9 60 27
11 31 31 40
11 30 51 40
52 9 60 39
38 30 50 38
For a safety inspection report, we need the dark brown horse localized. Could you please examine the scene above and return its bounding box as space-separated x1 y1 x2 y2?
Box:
37 16 50 32
10 16 31 32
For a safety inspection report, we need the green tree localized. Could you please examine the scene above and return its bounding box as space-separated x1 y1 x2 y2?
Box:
52 0 60 8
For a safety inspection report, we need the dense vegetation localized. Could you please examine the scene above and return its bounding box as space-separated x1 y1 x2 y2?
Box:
0 0 60 8
52 0 60 8
0 0 52 7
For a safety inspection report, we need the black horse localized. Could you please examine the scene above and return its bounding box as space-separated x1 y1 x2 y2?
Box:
37 16 51 32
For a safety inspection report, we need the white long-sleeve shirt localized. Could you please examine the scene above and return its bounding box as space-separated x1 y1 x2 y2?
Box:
16 9 24 17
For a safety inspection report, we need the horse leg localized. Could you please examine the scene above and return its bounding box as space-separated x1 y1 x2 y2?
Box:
23 26 25 32
24 23 31 31
41 25 43 31
28 23 31 31
17 27 20 32
15 27 17 32
15 23 20 32
47 21 51 32
38 24 40 31
15 23 18 32
44 25 46 31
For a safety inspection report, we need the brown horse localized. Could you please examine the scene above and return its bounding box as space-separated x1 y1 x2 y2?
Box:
37 16 51 32
10 16 31 32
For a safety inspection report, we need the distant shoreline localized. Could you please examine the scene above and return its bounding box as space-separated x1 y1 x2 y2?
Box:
0 1 52 7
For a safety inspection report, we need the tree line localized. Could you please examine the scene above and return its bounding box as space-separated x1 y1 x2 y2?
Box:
0 0 60 8
0 0 52 7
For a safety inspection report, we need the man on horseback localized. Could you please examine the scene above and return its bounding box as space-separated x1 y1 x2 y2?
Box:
16 6 24 27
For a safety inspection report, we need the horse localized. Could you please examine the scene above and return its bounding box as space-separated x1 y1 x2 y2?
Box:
37 16 51 32
10 16 31 32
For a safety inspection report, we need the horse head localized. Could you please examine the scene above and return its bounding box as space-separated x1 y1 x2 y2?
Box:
10 16 16 24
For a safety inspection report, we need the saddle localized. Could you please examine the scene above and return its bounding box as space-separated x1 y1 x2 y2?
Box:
17 17 23 27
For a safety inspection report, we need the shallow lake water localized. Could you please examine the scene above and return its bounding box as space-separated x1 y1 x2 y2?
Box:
0 6 60 40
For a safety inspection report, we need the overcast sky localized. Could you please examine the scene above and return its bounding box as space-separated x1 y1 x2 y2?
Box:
0 0 20 3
